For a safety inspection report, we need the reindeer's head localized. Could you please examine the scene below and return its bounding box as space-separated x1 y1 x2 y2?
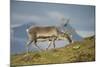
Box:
58 31 72 43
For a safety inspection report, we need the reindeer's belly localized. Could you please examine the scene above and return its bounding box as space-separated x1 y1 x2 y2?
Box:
37 36 53 42
36 32 57 37
37 38 49 42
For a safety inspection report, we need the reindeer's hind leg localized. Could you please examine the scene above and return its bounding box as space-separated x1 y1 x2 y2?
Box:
34 40 43 51
52 36 57 48
26 40 33 54
46 40 52 50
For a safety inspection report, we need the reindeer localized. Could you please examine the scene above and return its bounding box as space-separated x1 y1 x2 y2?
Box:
26 26 72 53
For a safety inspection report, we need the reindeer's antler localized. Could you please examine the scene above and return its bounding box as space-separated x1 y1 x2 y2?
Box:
60 17 70 27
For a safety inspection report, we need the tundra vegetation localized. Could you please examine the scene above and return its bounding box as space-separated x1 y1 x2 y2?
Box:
11 36 95 66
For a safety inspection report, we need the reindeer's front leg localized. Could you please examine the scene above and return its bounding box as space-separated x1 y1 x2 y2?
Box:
67 34 73 43
53 40 56 48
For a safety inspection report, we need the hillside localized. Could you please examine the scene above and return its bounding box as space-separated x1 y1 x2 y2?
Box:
11 36 95 66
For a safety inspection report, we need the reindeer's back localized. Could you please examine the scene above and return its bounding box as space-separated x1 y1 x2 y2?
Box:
28 26 58 37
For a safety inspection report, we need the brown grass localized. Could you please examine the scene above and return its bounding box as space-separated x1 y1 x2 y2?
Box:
11 36 95 66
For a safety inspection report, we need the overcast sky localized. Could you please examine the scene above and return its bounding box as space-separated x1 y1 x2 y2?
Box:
11 1 95 37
